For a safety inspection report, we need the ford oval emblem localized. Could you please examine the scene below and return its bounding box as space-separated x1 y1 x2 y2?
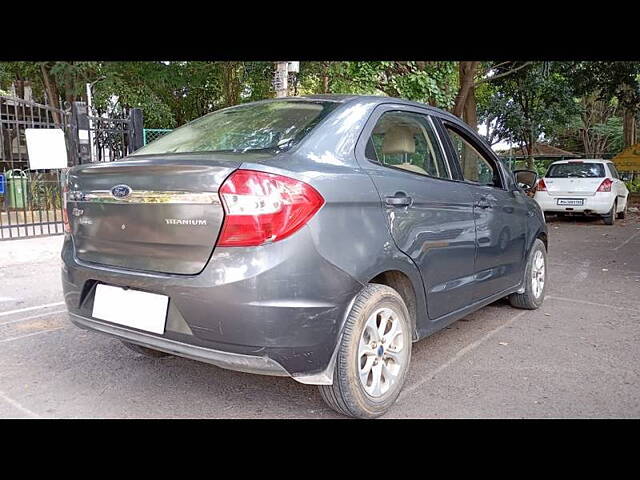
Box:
111 184 132 199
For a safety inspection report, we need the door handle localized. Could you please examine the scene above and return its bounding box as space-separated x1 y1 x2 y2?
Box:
476 197 491 209
385 193 412 207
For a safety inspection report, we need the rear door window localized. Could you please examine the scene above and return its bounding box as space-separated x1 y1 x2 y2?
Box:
546 162 605 178
365 111 451 179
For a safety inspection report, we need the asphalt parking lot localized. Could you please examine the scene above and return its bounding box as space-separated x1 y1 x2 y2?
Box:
1 204 639 419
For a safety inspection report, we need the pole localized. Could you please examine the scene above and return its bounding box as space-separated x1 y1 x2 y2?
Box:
275 62 288 98
85 83 94 162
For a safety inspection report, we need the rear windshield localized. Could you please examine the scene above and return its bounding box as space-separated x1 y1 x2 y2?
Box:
132 100 339 156
546 162 605 178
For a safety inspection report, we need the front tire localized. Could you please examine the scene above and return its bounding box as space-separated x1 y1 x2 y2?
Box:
319 284 412 419
509 238 547 310
617 197 627 219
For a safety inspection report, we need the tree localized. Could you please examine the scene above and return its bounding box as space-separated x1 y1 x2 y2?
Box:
299 61 458 108
478 63 579 169
453 61 534 131
561 62 640 148
549 94 621 156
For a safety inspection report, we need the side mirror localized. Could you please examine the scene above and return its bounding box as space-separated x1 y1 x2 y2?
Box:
513 169 538 194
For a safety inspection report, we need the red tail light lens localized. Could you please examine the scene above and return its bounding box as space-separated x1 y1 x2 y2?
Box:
537 178 547 192
217 170 324 247
597 178 613 192
62 184 71 234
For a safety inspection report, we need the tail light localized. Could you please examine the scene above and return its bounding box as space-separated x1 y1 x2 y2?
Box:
62 184 71 234
537 178 547 192
597 178 613 192
217 170 324 247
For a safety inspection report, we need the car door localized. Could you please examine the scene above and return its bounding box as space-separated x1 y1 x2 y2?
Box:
440 120 528 301
355 106 477 320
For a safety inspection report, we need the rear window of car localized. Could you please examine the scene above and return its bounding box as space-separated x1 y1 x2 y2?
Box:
132 100 339 156
546 162 605 178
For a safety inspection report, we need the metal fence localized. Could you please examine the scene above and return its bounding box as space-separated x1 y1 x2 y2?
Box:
143 128 172 145
0 96 143 240
0 97 69 239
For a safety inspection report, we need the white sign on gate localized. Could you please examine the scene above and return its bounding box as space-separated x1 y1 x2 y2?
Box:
25 128 68 169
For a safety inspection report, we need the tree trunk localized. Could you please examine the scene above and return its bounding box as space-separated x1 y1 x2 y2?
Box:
14 79 25 99
525 135 535 170
222 62 242 107
322 62 330 93
623 108 637 147
463 85 477 131
39 63 62 126
453 61 479 119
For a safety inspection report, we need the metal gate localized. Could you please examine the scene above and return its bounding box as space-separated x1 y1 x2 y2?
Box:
0 97 143 240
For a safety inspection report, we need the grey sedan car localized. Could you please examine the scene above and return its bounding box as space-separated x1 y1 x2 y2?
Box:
61 95 548 418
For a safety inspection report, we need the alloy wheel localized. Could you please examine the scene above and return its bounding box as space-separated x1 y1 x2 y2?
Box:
357 307 407 398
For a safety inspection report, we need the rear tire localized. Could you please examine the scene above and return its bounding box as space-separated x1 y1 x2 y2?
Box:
509 238 547 310
603 201 616 225
121 341 171 358
617 198 627 219
319 284 412 419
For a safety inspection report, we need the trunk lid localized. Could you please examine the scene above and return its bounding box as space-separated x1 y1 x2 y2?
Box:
66 154 245 275
543 177 604 197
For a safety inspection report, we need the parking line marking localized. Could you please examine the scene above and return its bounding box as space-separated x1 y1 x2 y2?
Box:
546 295 639 313
0 390 40 419
613 230 640 251
0 327 64 344
0 309 67 327
0 301 65 318
398 310 529 401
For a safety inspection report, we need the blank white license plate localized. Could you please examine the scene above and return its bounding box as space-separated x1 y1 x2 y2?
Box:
92 284 169 334
557 198 584 206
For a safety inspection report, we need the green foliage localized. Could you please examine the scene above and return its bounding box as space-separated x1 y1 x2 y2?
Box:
28 173 61 210
478 63 580 161
1 60 638 152
560 62 640 111
626 178 640 193
298 61 457 108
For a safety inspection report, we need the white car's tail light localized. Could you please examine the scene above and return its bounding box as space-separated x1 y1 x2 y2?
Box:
217 170 324 247
597 178 613 192
537 178 547 192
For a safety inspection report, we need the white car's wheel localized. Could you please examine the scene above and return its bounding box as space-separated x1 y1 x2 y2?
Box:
603 200 616 225
617 197 628 219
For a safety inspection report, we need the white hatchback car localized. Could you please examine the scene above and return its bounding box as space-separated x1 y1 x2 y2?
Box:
534 159 629 225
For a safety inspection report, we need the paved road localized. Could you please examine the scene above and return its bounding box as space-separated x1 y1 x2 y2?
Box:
1 208 639 418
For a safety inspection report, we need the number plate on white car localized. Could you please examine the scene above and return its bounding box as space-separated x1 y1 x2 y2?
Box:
92 284 169 334
557 198 584 206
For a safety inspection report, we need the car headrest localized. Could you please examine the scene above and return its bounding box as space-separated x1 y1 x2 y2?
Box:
382 126 415 155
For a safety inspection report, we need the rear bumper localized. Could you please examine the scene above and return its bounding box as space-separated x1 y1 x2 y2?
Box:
61 228 363 384
69 312 290 376
534 191 614 214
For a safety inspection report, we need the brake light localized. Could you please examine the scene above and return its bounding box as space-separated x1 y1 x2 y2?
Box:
62 184 71 234
597 178 613 192
537 178 547 192
217 170 324 247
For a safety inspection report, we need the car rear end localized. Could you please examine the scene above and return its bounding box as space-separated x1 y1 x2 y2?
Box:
534 160 615 215
60 99 365 384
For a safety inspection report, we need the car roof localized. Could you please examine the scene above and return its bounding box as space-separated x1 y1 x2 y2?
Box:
549 159 611 165
297 94 460 121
